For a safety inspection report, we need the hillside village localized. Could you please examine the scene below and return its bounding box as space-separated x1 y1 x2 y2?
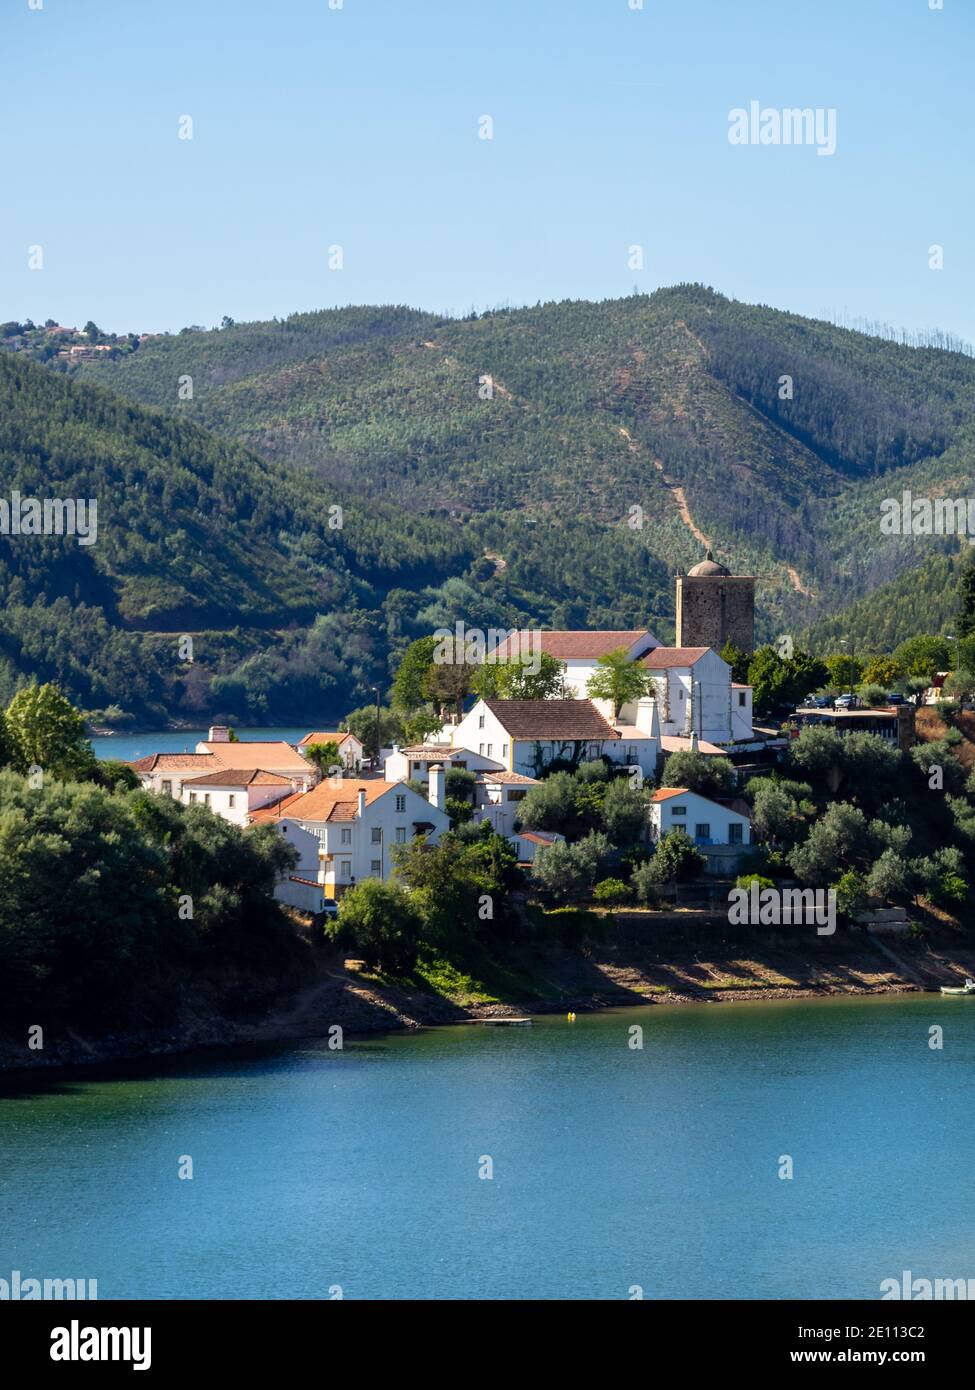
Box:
124 548 954 931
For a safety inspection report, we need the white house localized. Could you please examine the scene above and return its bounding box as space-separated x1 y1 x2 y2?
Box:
250 772 450 897
472 769 541 837
613 647 753 746
384 743 504 785
492 629 660 698
298 730 364 771
180 768 298 826
649 787 752 874
450 698 659 780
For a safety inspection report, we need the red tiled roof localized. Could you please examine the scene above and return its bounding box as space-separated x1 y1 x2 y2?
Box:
130 752 214 772
298 731 358 748
249 779 395 824
182 768 293 787
493 630 655 660
650 787 690 802
643 647 710 668
483 699 619 740
476 770 540 784
197 740 308 772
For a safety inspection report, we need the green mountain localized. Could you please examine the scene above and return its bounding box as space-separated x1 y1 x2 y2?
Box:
73 285 975 642
5 286 975 723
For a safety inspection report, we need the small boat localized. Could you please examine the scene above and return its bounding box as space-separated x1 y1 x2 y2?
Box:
472 1017 533 1026
940 978 975 996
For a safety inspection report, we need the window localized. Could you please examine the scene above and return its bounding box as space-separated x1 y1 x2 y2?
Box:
340 860 351 880
371 826 382 843
486 743 493 757
370 860 382 874
396 794 406 813
738 691 746 707
479 744 485 755
395 827 407 844
228 794 236 809
672 805 686 816
478 714 485 729
729 823 743 844
204 794 211 807
161 780 172 795
501 744 508 758
189 792 197 803
695 823 710 842
341 827 352 845
508 789 526 802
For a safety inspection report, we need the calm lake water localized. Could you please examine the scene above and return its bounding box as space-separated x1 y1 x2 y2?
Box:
91 729 311 761
2 994 974 1300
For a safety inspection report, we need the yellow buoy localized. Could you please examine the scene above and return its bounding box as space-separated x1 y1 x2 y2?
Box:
567 1011 576 1022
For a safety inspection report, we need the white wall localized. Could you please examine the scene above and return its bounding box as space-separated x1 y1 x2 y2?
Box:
650 791 751 846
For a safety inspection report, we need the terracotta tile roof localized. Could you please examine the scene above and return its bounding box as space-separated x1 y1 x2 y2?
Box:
398 744 456 759
492 630 655 660
289 876 323 888
643 647 710 668
484 699 619 740
476 769 540 784
650 787 691 802
197 740 309 772
518 830 561 845
130 752 214 773
248 778 395 824
298 731 358 747
182 769 293 787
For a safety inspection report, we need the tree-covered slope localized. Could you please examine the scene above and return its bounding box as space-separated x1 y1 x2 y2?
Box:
73 285 975 646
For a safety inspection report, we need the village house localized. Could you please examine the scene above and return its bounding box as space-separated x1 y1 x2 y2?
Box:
450 698 660 779
384 743 504 784
179 768 297 827
649 787 753 874
297 729 365 771
250 771 451 898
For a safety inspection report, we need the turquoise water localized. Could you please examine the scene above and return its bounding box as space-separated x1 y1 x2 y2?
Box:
2 994 974 1300
91 728 312 761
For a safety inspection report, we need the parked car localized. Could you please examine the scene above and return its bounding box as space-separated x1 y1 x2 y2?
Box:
320 897 340 920
802 695 833 709
834 693 862 709
885 693 905 705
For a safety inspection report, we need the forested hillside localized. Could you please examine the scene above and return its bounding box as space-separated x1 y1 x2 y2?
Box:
5 287 975 724
72 285 975 646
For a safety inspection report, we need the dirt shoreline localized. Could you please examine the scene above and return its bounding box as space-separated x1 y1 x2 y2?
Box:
4 919 973 1079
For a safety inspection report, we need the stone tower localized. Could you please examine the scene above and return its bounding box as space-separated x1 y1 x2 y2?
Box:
675 548 755 655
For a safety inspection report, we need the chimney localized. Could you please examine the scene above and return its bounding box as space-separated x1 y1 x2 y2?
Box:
208 725 230 743
689 730 699 752
357 788 366 819
392 743 400 754
635 696 660 739
428 763 446 812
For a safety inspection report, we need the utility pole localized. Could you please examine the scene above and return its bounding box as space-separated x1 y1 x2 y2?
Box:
372 685 381 772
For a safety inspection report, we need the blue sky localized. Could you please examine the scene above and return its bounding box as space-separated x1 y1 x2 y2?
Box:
2 0 972 339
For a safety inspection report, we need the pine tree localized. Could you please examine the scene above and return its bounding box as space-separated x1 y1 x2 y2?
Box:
958 550 975 638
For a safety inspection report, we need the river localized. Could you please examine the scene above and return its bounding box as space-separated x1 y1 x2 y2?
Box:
2 994 973 1299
